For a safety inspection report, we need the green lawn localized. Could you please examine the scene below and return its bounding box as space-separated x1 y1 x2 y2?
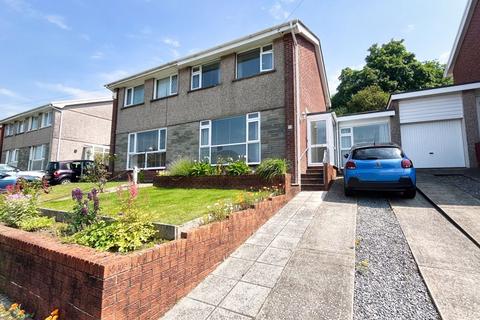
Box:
39 181 125 203
40 186 243 225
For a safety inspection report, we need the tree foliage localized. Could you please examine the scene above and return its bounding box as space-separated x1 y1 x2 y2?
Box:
332 40 452 114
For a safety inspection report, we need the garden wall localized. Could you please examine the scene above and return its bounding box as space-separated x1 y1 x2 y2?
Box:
0 178 297 319
153 174 287 190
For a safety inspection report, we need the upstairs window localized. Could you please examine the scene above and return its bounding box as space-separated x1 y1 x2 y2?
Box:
17 119 26 134
155 75 178 99
127 128 167 169
237 44 274 79
191 62 220 90
41 111 52 128
124 85 145 107
28 116 40 131
5 124 14 136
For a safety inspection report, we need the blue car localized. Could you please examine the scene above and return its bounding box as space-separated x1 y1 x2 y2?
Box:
0 173 40 192
343 143 416 198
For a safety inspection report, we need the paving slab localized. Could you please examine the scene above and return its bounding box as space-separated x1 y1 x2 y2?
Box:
231 244 267 261
220 282 271 317
391 195 480 320
162 297 215 320
212 257 255 280
207 308 252 320
241 262 284 288
417 179 480 245
188 275 238 306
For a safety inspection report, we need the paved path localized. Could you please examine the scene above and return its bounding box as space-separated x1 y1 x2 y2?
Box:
417 177 480 245
390 195 480 320
162 185 357 320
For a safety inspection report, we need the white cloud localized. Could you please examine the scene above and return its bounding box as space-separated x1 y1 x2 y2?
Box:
403 24 415 33
90 51 105 60
163 37 180 48
439 51 450 64
97 70 130 83
328 69 342 94
45 15 70 30
0 87 19 98
35 82 106 99
269 2 290 20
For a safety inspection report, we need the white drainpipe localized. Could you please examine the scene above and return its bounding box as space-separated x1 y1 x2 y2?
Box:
290 22 302 185
54 107 64 161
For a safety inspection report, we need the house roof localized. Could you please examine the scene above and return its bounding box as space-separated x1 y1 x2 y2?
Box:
386 81 480 108
0 97 112 124
336 109 395 122
104 19 331 106
445 0 479 77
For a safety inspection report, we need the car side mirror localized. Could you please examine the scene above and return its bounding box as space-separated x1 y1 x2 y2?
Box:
343 153 349 159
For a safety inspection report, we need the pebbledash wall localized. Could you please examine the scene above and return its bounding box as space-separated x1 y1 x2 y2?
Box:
111 33 328 184
0 176 298 320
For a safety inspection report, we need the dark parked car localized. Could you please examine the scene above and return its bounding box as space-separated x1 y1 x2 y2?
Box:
343 143 416 198
44 160 94 185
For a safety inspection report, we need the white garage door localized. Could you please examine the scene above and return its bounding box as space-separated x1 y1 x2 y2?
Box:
401 119 466 168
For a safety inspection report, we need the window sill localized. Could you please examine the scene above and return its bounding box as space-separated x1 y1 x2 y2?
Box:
122 102 145 109
232 69 276 82
187 83 221 94
151 94 178 102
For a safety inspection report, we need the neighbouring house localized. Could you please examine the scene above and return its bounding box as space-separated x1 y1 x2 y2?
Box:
105 20 331 187
0 125 3 158
0 98 113 171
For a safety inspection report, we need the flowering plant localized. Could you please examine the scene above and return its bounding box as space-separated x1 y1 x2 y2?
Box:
65 188 100 233
0 192 39 228
0 303 34 320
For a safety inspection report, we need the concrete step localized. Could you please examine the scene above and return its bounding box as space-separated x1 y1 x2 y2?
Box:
301 184 326 191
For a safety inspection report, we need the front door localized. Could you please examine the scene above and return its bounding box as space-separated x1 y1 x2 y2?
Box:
307 118 328 166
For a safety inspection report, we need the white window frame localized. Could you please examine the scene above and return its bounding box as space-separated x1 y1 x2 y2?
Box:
28 115 39 131
199 112 261 165
28 144 46 171
6 149 19 167
339 127 353 167
82 144 110 161
5 124 14 136
153 74 178 99
126 128 167 170
41 111 53 128
17 119 25 134
124 85 145 107
191 66 202 90
236 44 274 79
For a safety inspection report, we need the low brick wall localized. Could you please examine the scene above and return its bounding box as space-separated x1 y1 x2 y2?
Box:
153 174 286 190
0 188 297 319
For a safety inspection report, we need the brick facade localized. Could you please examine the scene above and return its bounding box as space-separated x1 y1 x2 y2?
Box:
0 187 297 320
462 90 480 167
453 0 480 84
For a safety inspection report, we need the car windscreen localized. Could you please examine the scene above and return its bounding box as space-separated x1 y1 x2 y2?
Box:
352 147 403 160
46 162 59 171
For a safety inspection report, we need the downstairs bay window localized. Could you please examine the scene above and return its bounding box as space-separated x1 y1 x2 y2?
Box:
127 128 167 169
199 112 261 165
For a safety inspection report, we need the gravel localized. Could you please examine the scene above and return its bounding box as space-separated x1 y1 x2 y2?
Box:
434 174 480 201
354 196 440 320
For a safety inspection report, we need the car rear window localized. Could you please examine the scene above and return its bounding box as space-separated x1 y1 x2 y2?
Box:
352 147 403 160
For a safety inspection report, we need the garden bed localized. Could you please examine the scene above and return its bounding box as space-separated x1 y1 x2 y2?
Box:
0 183 297 319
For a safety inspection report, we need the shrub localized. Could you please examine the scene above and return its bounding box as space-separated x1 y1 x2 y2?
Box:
225 160 251 176
169 158 195 176
18 216 55 232
189 161 214 176
82 154 112 192
202 200 234 224
0 193 39 228
65 188 100 233
256 158 288 181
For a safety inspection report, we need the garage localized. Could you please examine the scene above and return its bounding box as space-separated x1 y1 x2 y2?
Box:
396 92 468 169
401 119 466 168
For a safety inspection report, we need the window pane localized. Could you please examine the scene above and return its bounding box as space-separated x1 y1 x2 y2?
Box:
353 124 389 144
211 144 246 164
129 135 135 152
133 85 144 104
146 152 165 168
31 160 43 171
340 128 351 134
352 147 402 160
211 115 246 145
156 78 169 98
159 129 166 150
126 88 132 105
192 74 200 89
248 143 260 163
129 153 145 169
202 62 220 87
201 128 209 146
261 52 273 70
237 48 260 78
34 146 43 159
136 130 159 152
200 147 210 162
310 121 326 145
311 146 326 163
171 75 178 94
341 136 351 149
248 121 258 141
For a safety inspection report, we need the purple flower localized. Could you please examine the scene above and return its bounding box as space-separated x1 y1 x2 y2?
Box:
81 206 88 215
93 198 100 211
71 188 83 202
87 192 93 201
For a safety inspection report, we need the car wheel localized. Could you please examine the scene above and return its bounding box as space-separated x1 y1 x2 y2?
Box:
60 178 71 185
344 186 354 197
403 189 416 199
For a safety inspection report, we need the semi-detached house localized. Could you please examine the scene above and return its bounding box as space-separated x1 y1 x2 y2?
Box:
0 98 113 171
106 20 332 186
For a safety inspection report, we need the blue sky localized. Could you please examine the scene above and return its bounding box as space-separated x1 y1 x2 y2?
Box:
0 0 468 117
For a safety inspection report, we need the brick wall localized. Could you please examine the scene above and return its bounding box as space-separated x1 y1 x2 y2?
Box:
462 90 480 167
283 34 297 184
453 0 480 84
0 185 297 320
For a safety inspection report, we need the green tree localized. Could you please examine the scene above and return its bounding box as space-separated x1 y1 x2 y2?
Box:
332 40 452 114
346 85 389 114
